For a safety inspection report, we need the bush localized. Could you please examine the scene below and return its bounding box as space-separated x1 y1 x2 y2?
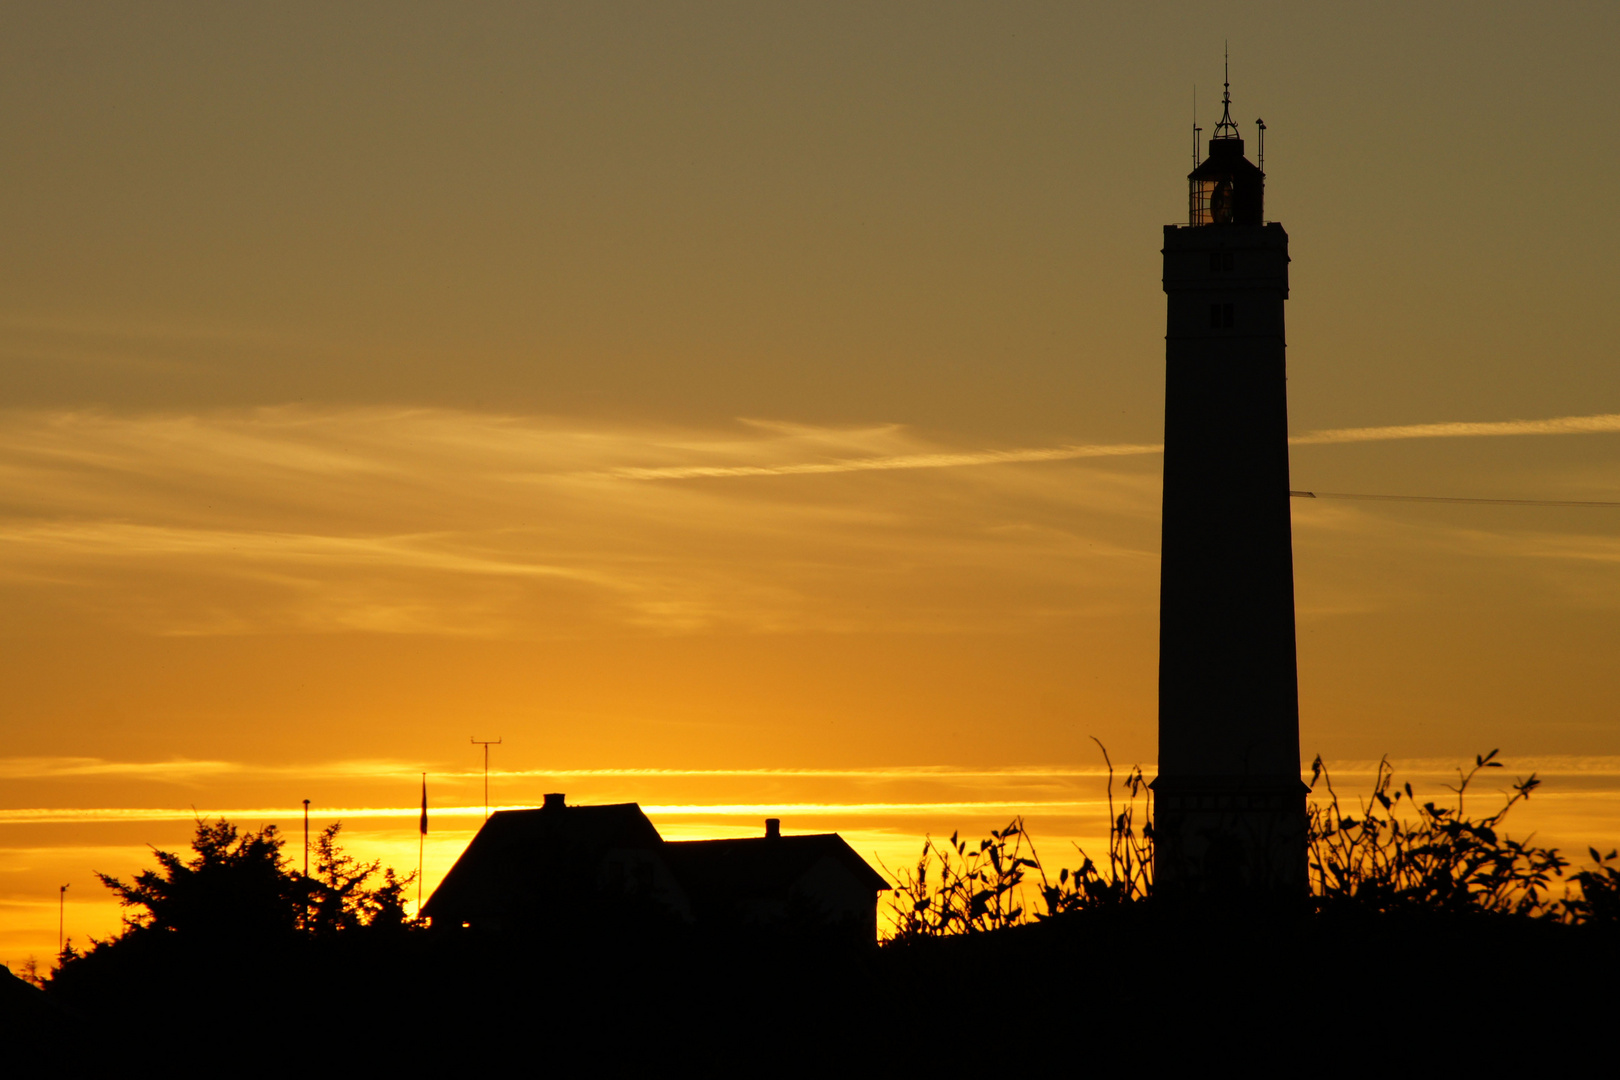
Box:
78 816 416 957
884 748 1616 939
885 741 1151 939
1565 847 1620 924
1307 749 1566 917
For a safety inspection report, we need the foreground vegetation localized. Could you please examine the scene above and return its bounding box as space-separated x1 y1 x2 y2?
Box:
7 750 1616 1067
885 748 1619 937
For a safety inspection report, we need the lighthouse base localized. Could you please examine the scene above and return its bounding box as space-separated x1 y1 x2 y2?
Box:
1151 775 1308 901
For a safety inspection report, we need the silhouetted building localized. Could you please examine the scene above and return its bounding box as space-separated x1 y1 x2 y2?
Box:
422 793 671 931
659 819 889 943
1153 75 1308 897
423 798 889 942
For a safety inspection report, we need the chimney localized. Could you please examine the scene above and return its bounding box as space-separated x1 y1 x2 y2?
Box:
765 818 780 839
543 793 566 811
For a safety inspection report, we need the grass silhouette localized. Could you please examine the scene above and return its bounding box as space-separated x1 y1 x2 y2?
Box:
884 742 1152 938
883 749 1617 938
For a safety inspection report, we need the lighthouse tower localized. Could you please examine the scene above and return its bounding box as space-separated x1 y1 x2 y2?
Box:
1152 74 1307 897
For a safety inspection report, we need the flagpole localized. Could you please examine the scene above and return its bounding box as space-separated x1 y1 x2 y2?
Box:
418 772 427 917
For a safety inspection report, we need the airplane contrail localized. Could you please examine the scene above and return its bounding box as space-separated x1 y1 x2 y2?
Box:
1292 491 1620 508
602 442 1164 480
608 412 1620 481
1289 413 1620 446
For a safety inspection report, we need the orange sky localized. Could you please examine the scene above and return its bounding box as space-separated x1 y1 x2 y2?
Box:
4 3 1620 965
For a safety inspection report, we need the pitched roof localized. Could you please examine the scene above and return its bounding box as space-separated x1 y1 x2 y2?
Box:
660 833 891 902
423 802 662 920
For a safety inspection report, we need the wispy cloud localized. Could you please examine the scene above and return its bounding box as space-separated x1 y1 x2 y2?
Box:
0 801 1120 825
489 765 1122 779
0 407 1161 636
0 757 1127 784
601 411 1620 482
0 806 489 825
0 757 430 783
1291 413 1620 447
0 758 240 783
597 441 1165 480
10 773 1620 826
0 405 1615 637
25 756 1620 783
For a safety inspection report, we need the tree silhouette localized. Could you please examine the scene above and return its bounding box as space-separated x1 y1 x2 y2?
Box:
92 817 415 946
98 818 299 941
303 822 414 935
51 818 421 1063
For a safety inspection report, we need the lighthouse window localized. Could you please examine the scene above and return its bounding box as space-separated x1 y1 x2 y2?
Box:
1209 252 1234 272
1209 303 1235 328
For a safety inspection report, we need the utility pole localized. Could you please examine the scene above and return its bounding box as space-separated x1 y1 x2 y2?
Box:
58 884 68 957
471 737 502 820
303 799 311 877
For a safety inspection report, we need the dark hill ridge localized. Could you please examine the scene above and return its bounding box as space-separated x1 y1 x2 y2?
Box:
35 905 1617 1071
